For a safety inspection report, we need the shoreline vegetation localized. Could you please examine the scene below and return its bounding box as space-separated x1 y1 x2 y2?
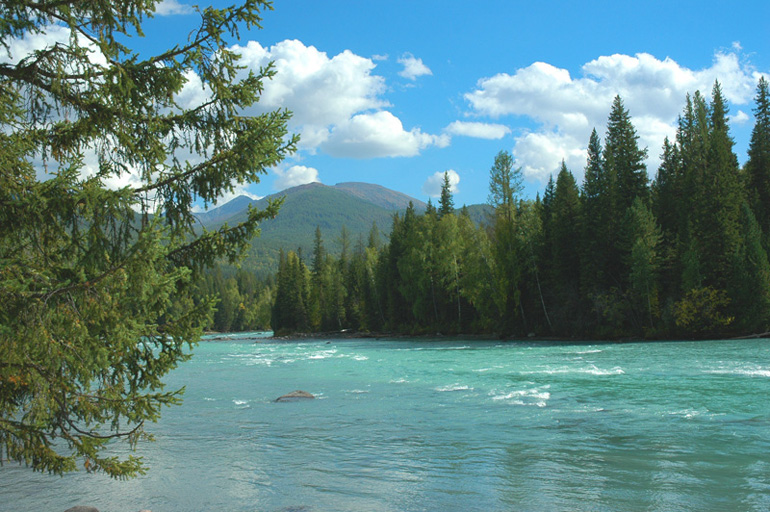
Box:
204 329 770 344
264 80 770 343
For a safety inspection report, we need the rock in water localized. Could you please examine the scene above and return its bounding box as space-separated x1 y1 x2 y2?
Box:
64 507 99 512
275 390 315 402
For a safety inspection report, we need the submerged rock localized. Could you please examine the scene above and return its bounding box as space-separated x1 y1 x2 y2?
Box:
275 390 315 402
64 508 99 512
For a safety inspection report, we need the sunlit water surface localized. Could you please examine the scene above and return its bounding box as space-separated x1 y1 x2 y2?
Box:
3 335 770 511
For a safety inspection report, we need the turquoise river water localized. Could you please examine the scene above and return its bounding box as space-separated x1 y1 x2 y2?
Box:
2 335 770 511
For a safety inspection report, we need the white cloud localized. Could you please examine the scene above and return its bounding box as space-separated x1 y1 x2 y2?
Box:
398 53 432 80
465 49 762 182
155 0 194 16
232 40 385 137
513 132 587 183
274 165 320 190
2 25 70 64
322 111 449 158
731 110 750 125
229 40 444 158
176 69 210 110
422 170 460 198
445 121 511 140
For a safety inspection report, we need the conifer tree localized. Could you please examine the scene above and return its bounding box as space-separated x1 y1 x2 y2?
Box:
604 95 649 211
548 162 582 332
487 150 525 333
580 128 612 298
746 77 770 245
729 203 770 332
0 0 296 477
627 198 662 333
697 82 744 291
438 171 455 218
602 96 648 289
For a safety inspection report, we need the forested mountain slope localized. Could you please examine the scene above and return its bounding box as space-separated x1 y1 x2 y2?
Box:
197 182 428 276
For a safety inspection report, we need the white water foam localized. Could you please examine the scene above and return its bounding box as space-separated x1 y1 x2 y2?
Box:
435 384 474 392
709 367 770 378
309 349 338 360
520 365 624 376
584 365 625 375
490 387 551 407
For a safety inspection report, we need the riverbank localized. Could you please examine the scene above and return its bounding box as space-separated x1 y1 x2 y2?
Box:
205 328 770 343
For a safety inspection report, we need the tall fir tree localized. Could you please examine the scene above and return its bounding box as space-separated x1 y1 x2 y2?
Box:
0 0 295 477
438 171 456 218
604 95 649 212
746 77 770 247
580 128 612 301
548 162 582 333
698 81 744 292
603 95 649 289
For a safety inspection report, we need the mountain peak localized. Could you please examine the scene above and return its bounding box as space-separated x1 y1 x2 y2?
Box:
333 182 426 211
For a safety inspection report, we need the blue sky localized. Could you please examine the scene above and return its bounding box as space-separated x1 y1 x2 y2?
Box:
64 0 770 206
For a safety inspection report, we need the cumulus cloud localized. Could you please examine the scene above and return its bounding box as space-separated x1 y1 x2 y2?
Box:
513 132 587 182
445 121 511 140
731 110 750 125
422 170 460 198
398 53 432 80
274 165 320 190
227 40 444 158
155 0 194 15
322 111 449 158
465 49 763 182
2 25 70 64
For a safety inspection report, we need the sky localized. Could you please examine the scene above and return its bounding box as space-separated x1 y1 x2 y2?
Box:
14 0 770 207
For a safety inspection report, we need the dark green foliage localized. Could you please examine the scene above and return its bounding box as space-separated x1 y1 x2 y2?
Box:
0 0 295 477
270 82 770 341
580 128 611 304
603 95 649 290
271 250 309 334
195 268 274 333
438 171 455 218
746 77 770 247
545 162 583 334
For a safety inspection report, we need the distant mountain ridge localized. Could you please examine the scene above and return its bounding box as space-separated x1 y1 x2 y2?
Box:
196 182 429 276
195 181 427 229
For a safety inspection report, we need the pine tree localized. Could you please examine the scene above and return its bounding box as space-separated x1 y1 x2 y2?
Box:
488 150 523 223
729 203 770 332
651 137 685 304
604 95 649 211
580 128 612 299
627 198 662 333
548 162 582 333
603 96 648 289
438 171 455 218
746 77 770 246
487 150 525 333
697 82 744 291
0 0 296 477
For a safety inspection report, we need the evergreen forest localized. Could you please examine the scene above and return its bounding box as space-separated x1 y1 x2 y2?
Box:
268 79 770 340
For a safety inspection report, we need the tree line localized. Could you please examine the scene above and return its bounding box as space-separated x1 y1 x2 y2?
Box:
271 78 770 339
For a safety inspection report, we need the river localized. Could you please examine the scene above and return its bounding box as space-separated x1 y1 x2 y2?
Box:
2 335 769 511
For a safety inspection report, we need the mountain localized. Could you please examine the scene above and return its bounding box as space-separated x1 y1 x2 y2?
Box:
196 182 427 276
332 182 422 211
